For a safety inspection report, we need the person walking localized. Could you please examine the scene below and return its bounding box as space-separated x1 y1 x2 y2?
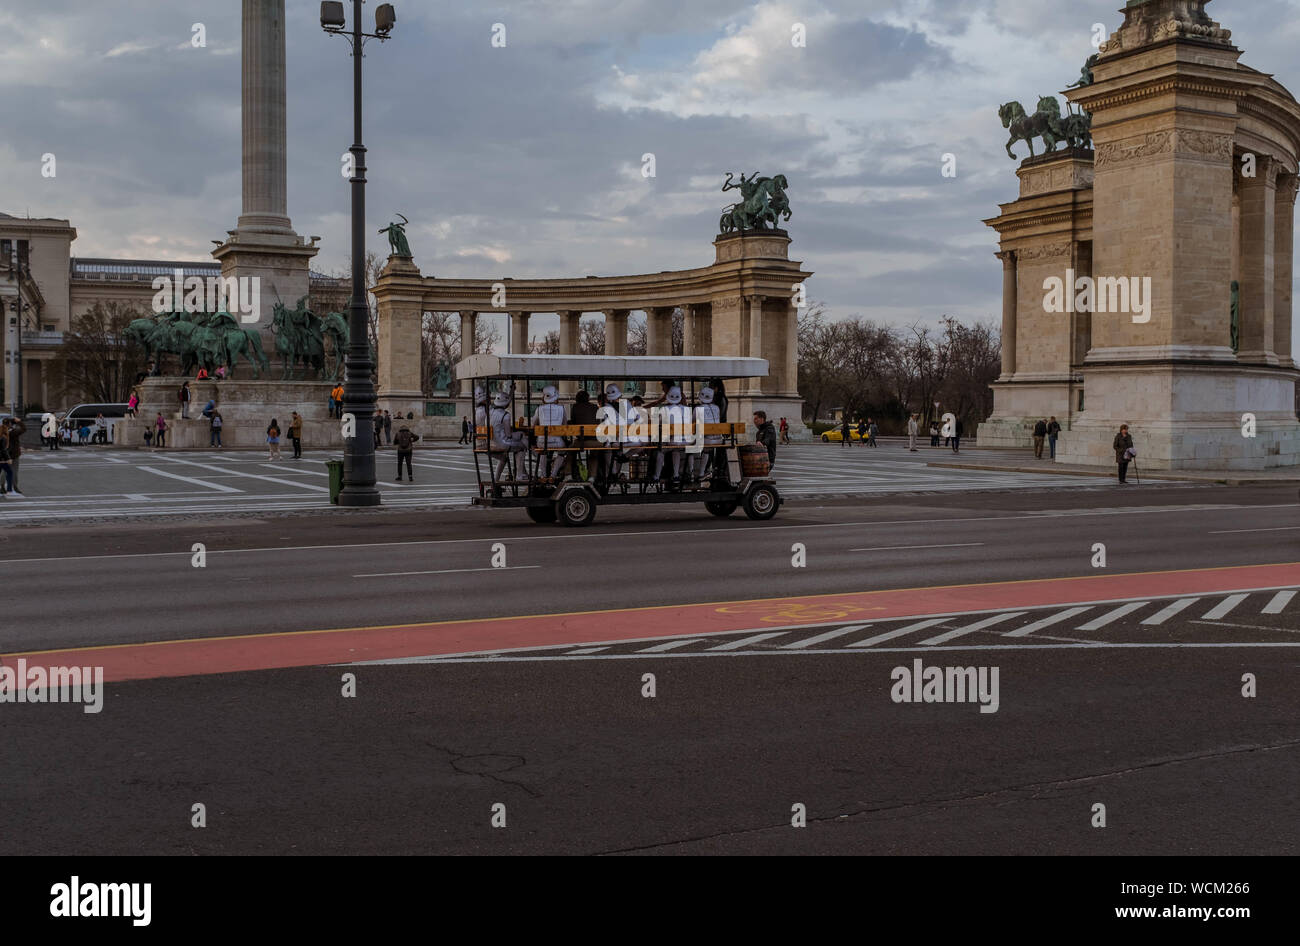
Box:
267 418 282 460
373 411 383 448
1047 416 1061 460
459 416 471 445
951 417 963 453
929 419 940 447
840 414 850 447
754 411 777 469
210 411 224 448
289 411 303 458
1114 424 1135 484
179 381 192 419
394 424 416 481
383 410 392 445
907 413 919 452
0 423 15 497
1032 418 1048 459
779 417 790 444
856 417 868 446
154 412 168 448
0 417 24 495
868 418 879 447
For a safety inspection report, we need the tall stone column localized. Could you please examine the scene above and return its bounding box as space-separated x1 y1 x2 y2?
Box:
682 305 698 356
1237 156 1278 363
557 310 581 396
997 250 1017 377
646 306 674 355
782 297 800 397
1274 175 1297 366
509 311 529 353
374 256 426 419
458 310 477 396
746 294 764 396
603 309 629 356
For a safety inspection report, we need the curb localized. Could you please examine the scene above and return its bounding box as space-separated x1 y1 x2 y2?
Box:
926 461 1300 486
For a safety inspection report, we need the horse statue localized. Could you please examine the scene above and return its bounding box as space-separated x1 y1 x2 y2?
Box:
321 311 350 381
271 298 325 379
719 171 793 232
123 318 163 361
999 98 1063 160
1050 105 1093 150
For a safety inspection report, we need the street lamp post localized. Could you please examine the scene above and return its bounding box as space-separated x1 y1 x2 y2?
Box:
322 1 395 507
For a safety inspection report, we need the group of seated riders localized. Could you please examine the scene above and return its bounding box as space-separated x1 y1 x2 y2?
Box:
476 379 740 491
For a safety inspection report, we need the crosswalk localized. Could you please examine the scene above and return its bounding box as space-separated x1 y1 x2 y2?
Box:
396 588 1300 662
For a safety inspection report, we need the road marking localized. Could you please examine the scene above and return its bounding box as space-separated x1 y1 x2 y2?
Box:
847 618 947 647
920 612 1025 645
781 624 871 649
1209 526 1300 534
1201 594 1249 621
1141 597 1199 625
566 646 610 654
124 493 152 501
137 465 243 493
1262 590 1296 614
1002 606 1092 637
709 632 787 651
353 565 541 578
848 543 984 552
155 456 329 492
47 463 67 470
1078 601 1148 630
637 639 703 652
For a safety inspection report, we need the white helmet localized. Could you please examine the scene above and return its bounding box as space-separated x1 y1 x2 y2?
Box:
666 386 682 405
605 382 622 401
699 386 714 404
492 391 511 408
542 385 559 404
473 385 486 405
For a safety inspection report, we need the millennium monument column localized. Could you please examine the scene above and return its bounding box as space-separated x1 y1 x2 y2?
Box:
213 0 318 339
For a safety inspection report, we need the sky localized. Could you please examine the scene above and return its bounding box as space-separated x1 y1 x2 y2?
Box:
3 0 1300 345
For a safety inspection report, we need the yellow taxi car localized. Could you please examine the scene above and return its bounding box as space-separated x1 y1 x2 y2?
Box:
819 425 866 443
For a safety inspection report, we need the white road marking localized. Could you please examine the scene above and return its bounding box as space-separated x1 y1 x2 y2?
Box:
1002 606 1092 637
353 565 541 578
919 612 1026 645
137 465 243 493
847 618 947 647
566 646 610 654
1201 594 1249 621
637 639 703 652
781 624 871 649
849 543 984 552
1262 590 1296 614
1209 526 1300 534
1141 597 1199 625
1077 601 1148 630
709 632 787 651
155 456 328 492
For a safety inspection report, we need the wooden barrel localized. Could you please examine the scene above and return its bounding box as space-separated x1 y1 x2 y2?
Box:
739 443 771 478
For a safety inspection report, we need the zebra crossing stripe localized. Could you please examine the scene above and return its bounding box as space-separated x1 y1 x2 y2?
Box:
1201 594 1249 621
1141 598 1199 625
1077 602 1148 631
847 618 946 647
1262 590 1296 614
1002 606 1092 638
781 624 871 649
919 612 1026 646
566 646 610 654
637 639 703 653
709 632 787 651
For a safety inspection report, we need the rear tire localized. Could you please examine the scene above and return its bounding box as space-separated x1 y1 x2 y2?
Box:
556 490 597 527
821 434 830 443
705 500 738 518
742 484 779 521
525 504 557 524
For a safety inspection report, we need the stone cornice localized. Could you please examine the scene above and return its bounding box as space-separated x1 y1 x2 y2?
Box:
1075 75 1246 113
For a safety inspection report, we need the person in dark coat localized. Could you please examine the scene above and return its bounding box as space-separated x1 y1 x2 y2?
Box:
754 411 777 468
840 415 851 447
1114 424 1135 483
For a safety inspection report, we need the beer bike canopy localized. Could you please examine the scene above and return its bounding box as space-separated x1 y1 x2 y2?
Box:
456 353 769 382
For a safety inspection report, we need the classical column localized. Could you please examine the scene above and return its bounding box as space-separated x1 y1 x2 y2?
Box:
683 305 698 356
997 250 1017 377
783 295 800 397
1236 156 1277 362
458 310 477 396
603 308 629 356
1274 174 1297 366
746 294 764 396
646 306 674 355
557 310 581 396
509 311 529 354
238 0 292 234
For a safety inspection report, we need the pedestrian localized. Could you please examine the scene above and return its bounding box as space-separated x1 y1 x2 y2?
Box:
459 415 471 445
210 411 224 448
202 398 216 420
779 417 790 444
857 417 868 445
951 417 963 452
840 415 850 447
289 411 303 458
394 424 416 481
907 413 919 452
929 420 940 447
126 391 138 418
0 423 15 497
0 417 24 495
330 383 344 418
154 412 168 448
1114 424 1135 484
196 366 209 381
267 417 282 460
1047 416 1061 460
373 411 383 448
179 381 192 419
868 418 879 447
383 409 392 444
215 365 227 380
754 411 777 469
1033 418 1048 459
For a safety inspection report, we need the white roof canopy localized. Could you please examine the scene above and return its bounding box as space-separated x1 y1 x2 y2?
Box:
456 353 769 380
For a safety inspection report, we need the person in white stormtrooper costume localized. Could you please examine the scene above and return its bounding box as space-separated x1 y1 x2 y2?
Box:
472 385 488 449
489 387 527 479
535 384 568 481
690 385 723 483
596 381 647 482
652 385 690 487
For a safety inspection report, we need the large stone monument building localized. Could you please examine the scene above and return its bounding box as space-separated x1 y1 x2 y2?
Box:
980 0 1300 469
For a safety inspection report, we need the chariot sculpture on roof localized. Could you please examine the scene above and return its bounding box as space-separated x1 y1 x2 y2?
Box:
719 171 792 233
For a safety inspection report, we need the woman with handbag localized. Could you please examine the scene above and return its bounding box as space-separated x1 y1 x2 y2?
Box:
1113 424 1135 484
267 418 282 460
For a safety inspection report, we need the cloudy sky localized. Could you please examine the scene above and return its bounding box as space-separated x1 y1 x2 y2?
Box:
4 0 1300 343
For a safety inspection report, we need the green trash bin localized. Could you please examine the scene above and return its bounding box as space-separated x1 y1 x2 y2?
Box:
326 459 344 505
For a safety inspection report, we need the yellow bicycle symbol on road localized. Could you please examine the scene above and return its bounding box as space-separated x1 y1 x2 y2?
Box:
715 600 884 624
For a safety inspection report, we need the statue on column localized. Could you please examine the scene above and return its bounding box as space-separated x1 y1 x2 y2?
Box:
378 213 413 257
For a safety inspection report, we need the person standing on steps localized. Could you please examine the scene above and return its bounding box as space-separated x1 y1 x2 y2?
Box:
289 411 303 459
154 412 168 449
179 381 192 419
210 410 224 448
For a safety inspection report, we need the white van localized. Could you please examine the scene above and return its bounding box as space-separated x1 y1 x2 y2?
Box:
61 403 130 444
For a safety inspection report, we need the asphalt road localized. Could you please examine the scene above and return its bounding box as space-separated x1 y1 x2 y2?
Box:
2 483 1296 855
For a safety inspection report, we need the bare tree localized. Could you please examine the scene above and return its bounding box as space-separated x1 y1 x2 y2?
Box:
580 320 605 355
626 313 647 356
52 301 147 403
528 329 560 354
